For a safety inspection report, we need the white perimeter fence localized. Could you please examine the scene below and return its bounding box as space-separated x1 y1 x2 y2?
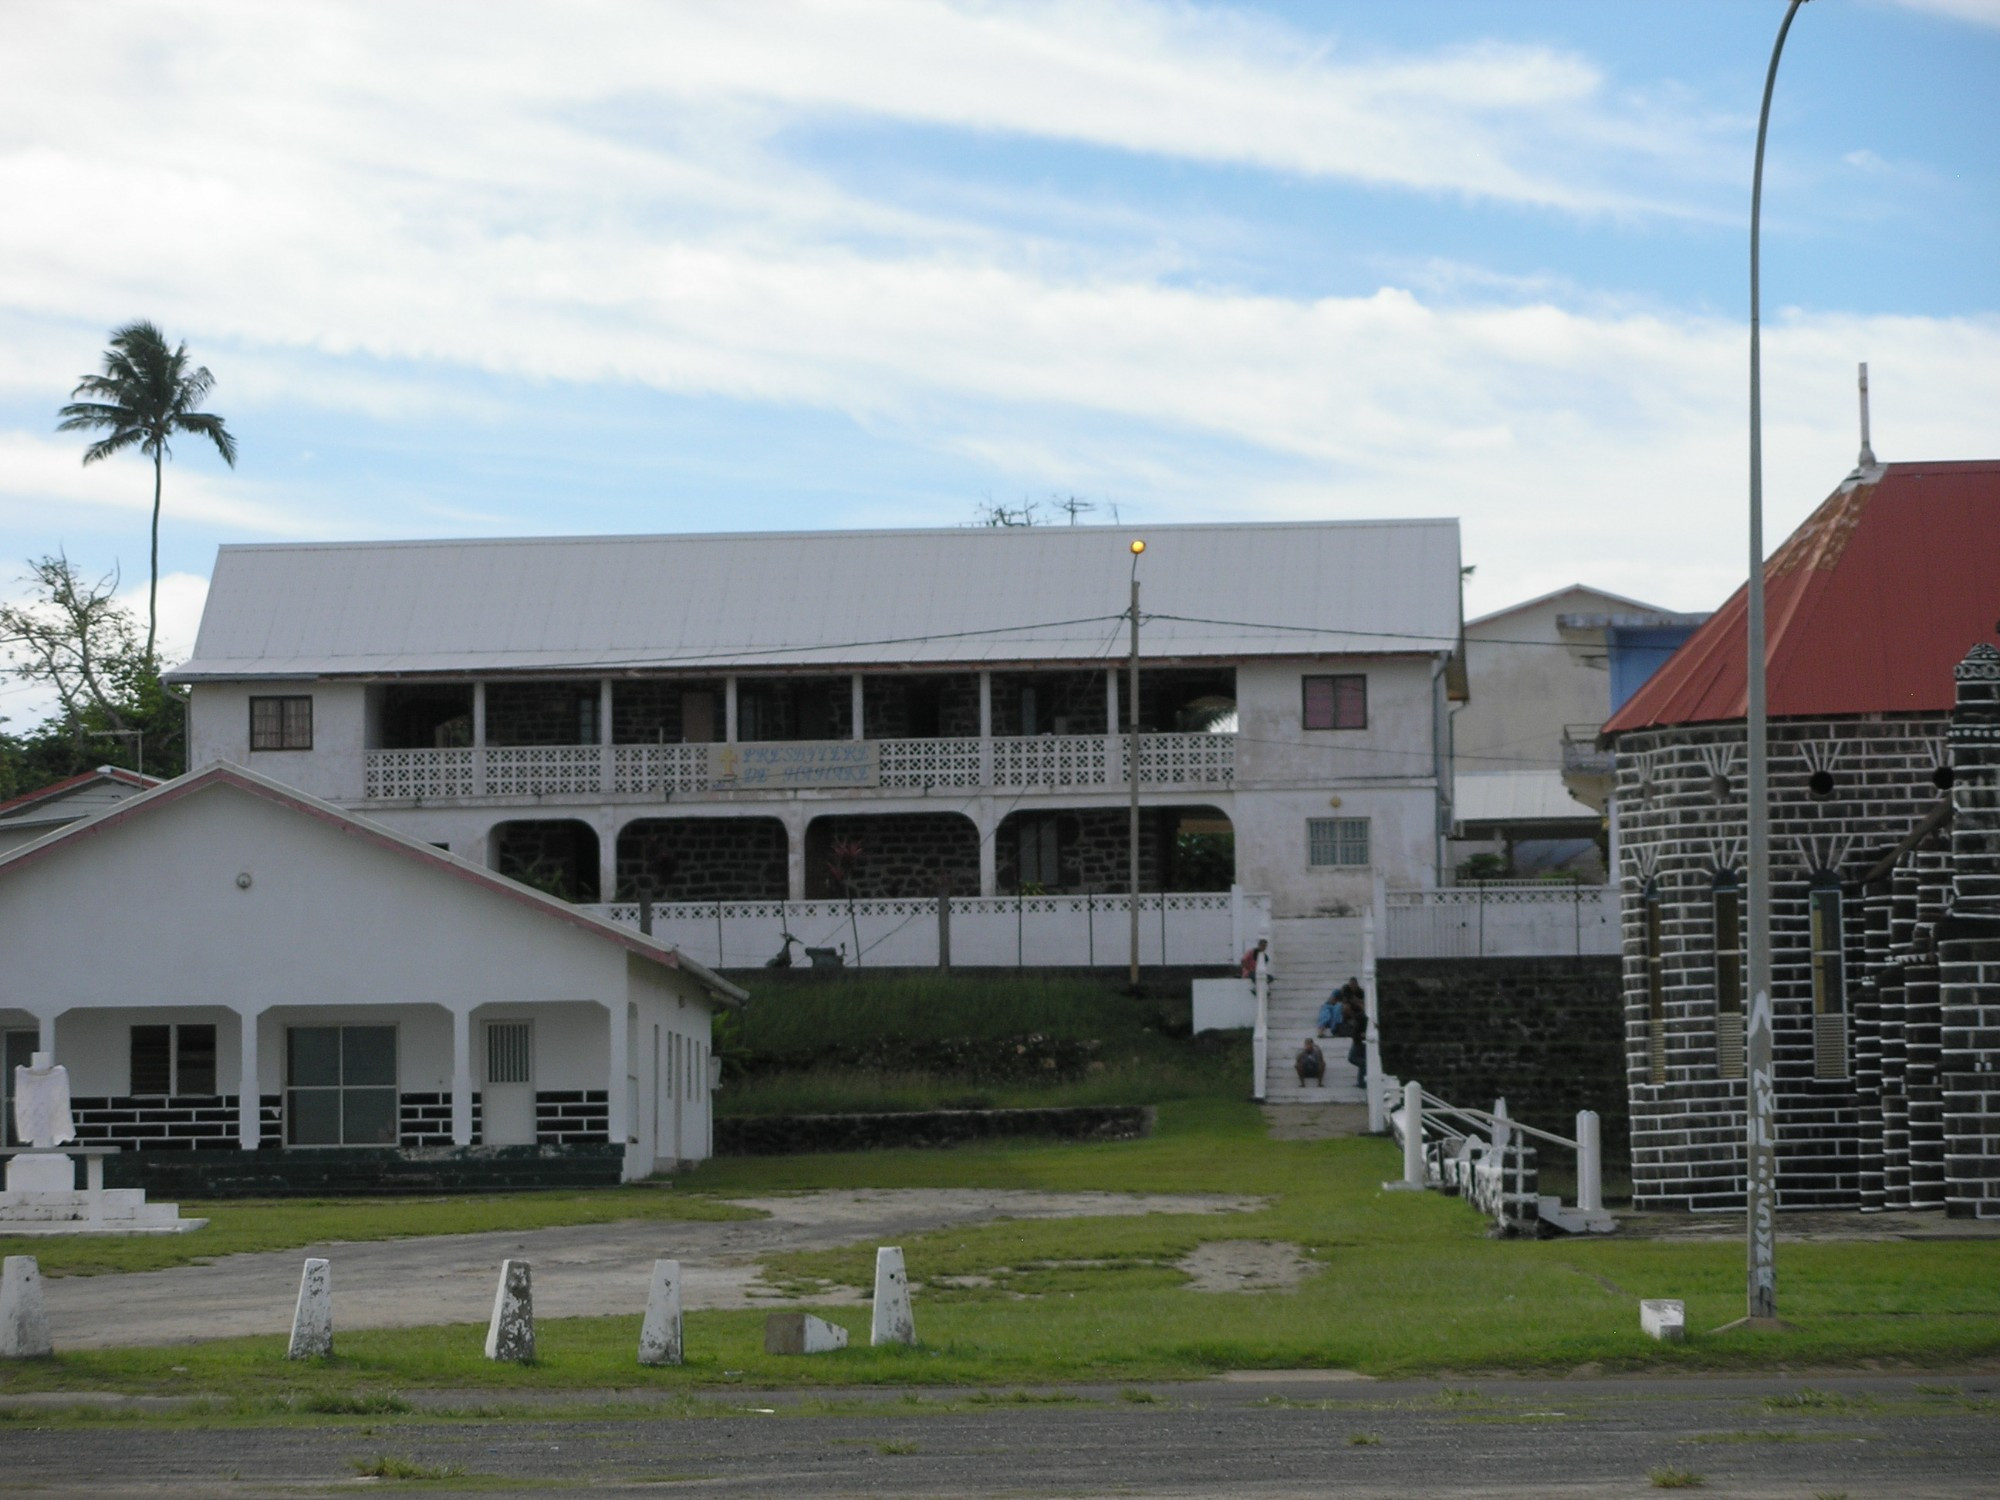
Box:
584 890 1272 971
1383 884 1617 958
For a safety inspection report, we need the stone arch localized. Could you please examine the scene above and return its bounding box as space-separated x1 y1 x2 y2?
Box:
490 819 600 903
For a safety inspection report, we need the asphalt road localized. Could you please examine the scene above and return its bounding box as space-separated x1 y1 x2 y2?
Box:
2 1373 1994 1497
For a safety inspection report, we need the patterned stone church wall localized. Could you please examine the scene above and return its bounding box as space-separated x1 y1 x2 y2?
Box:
1614 713 1951 1211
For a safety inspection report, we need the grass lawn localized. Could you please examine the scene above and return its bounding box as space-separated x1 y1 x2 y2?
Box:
718 971 1241 1115
2 1098 1996 1405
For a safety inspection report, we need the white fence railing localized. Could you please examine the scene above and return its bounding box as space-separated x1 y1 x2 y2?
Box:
583 889 1270 971
1383 883 1617 958
364 732 1233 801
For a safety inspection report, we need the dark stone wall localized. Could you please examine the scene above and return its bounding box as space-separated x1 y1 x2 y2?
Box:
1614 714 1951 1210
716 1104 1152 1155
487 681 598 746
991 670 1111 736
803 812 980 899
613 679 726 744
617 816 789 902
103 1143 624 1197
862 674 981 738
1377 956 1627 1160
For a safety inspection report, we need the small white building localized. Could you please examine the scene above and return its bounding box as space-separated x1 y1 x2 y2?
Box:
0 763 742 1183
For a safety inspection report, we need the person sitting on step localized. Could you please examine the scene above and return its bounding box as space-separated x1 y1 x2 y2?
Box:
1294 1036 1326 1088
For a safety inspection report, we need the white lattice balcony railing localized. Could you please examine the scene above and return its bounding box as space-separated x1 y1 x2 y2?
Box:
364 747 475 801
613 743 711 795
361 731 1236 801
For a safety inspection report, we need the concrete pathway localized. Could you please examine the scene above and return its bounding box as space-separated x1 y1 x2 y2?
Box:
38 1189 1261 1350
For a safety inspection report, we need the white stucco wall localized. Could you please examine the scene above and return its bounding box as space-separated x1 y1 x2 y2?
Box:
188 681 370 802
0 777 722 1171
1456 588 1623 770
1229 656 1443 904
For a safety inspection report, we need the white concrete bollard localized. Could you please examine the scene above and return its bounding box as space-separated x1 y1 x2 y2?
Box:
0 1257 53 1358
1576 1110 1603 1215
764 1312 849 1355
287 1257 332 1359
871 1245 915 1346
1640 1299 1686 1343
484 1259 535 1362
637 1259 682 1367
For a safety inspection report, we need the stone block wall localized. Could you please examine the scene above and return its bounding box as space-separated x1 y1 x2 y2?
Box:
991 670 1111 736
400 1091 481 1148
861 674 981 739
613 679 726 744
1615 640 2000 1215
802 812 980 899
617 816 789 902
1613 714 1951 1210
1376 956 1627 1161
1942 642 2000 1218
487 681 598 746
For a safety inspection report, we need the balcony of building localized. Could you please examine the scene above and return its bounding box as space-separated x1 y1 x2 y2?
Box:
360 668 1237 803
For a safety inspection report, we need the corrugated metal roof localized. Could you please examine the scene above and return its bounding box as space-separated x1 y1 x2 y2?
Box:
171 519 1463 680
1605 460 2000 733
1453 770 1599 825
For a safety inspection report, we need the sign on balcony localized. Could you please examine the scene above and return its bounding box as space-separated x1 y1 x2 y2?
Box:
710 740 880 789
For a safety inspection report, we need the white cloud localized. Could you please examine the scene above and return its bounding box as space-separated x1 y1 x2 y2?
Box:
1879 0 2000 29
0 431 322 538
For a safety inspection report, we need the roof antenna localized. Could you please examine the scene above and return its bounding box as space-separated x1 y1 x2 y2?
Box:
1856 361 1876 469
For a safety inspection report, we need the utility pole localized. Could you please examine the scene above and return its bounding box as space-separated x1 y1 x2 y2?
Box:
1128 539 1145 988
1738 0 1811 1332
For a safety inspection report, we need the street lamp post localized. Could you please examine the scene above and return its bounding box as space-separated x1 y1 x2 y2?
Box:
1128 539 1145 988
1741 0 1811 1330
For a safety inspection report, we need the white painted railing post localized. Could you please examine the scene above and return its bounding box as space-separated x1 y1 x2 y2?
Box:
1491 1097 1509 1156
1576 1109 1603 1214
1401 1080 1424 1186
1251 949 1269 1102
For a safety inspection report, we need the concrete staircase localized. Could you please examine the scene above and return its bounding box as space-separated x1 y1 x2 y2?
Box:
1263 916 1368 1105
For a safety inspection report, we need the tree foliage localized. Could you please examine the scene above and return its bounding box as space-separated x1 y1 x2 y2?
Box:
0 555 186 799
56 320 237 665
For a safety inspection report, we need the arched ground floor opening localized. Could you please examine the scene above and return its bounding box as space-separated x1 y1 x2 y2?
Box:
803 811 980 899
615 816 789 902
995 804 1232 894
491 819 601 903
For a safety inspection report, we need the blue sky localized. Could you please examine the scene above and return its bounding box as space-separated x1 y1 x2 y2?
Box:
2 0 1997 722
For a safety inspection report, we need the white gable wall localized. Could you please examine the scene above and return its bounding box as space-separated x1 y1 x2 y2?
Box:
0 777 719 1174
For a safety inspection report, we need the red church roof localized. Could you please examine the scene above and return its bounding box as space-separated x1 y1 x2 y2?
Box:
1605 460 2000 734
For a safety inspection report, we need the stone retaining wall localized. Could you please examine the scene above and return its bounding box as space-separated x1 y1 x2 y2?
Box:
1377 956 1627 1160
716 1104 1153 1155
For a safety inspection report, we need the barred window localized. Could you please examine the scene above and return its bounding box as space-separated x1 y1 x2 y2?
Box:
1810 876 1848 1080
250 695 313 750
1643 877 1666 1085
1713 870 1744 1080
1306 817 1370 867
1302 674 1367 730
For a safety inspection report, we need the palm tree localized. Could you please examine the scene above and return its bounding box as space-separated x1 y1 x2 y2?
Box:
57 321 237 665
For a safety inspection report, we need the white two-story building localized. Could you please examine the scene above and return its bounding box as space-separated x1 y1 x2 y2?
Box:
174 520 1465 962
